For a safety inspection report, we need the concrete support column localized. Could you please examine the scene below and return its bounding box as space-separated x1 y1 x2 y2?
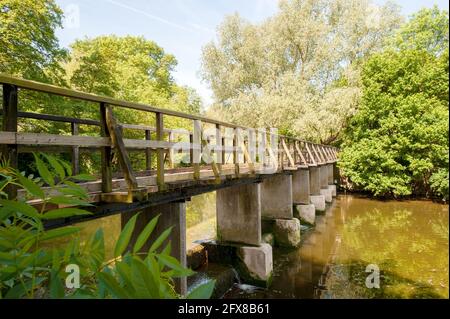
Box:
309 166 321 195
216 183 261 245
327 163 337 197
292 168 310 205
261 174 300 248
293 168 316 225
261 174 293 219
309 166 326 212
216 183 272 286
319 165 328 189
122 201 187 295
319 165 333 204
327 164 334 185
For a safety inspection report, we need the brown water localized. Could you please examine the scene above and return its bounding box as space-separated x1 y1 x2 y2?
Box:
71 193 448 299
224 195 449 299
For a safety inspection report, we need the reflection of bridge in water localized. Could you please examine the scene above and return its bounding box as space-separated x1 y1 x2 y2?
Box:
0 74 339 294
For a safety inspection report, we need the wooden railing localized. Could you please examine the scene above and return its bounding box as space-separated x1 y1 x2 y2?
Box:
0 74 338 200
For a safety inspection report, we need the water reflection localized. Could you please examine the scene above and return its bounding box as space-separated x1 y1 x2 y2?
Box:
225 195 449 299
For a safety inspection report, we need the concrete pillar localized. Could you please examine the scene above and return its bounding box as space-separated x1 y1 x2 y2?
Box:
309 166 325 212
261 174 293 219
327 164 337 197
328 184 337 197
310 194 326 212
320 188 333 203
327 164 334 185
122 201 187 295
296 204 316 225
292 168 310 204
333 162 340 185
237 244 273 287
319 165 328 189
309 166 320 195
216 183 261 245
319 165 333 203
216 183 273 286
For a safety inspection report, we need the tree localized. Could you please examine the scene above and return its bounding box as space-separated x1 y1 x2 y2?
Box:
201 0 401 141
390 5 449 56
339 7 449 199
0 0 67 83
64 36 201 129
338 48 448 198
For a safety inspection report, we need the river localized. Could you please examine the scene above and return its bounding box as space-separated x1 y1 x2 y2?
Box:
74 193 448 299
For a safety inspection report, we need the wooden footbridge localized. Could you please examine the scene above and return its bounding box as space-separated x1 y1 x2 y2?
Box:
0 74 339 293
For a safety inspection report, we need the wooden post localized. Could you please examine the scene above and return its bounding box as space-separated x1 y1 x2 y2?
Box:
234 128 241 177
145 129 152 171
258 129 266 166
248 128 256 164
156 112 165 190
71 122 80 175
105 106 138 191
193 120 201 180
168 131 174 169
1 84 18 199
189 133 194 167
99 102 113 193
221 136 226 165
215 124 222 171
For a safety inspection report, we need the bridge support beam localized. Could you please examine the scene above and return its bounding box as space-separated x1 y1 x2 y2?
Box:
261 174 293 219
216 183 273 286
292 168 310 205
309 166 326 212
293 168 316 226
121 201 187 296
327 163 337 197
261 174 300 248
217 183 261 245
319 165 333 204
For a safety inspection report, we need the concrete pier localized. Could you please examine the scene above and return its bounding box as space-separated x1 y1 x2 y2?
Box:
296 204 316 225
327 164 334 185
319 164 333 203
309 166 321 195
122 201 187 295
292 168 310 205
261 174 293 219
309 166 325 212
216 183 273 286
261 174 300 248
310 194 326 212
216 183 261 245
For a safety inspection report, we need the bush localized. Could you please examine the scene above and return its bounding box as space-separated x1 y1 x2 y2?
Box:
0 153 214 298
339 49 449 198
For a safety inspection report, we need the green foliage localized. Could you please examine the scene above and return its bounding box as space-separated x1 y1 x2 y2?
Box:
339 46 449 198
0 0 67 83
430 168 449 201
390 5 449 56
201 0 402 142
0 154 214 299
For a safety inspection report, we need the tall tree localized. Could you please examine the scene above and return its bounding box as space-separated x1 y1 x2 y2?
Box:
201 0 401 142
339 7 449 199
0 0 67 83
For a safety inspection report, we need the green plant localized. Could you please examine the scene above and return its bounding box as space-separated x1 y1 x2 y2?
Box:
0 153 214 299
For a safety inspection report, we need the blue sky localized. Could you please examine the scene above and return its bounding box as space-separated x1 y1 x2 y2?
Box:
55 0 449 106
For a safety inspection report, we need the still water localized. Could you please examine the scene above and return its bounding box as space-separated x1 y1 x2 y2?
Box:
74 193 448 299
225 195 449 299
